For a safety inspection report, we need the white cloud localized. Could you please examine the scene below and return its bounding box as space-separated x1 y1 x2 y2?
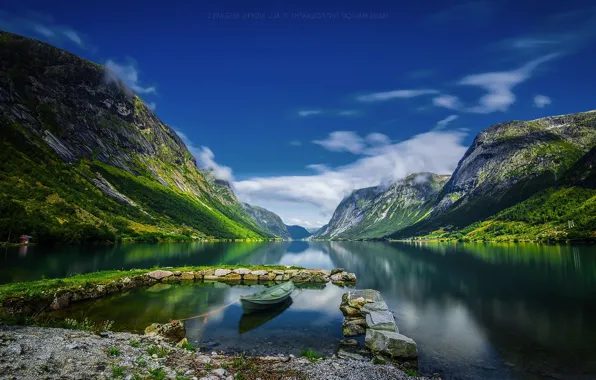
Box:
337 110 359 116
457 54 559 113
235 129 468 225
62 29 82 46
533 95 551 108
306 164 330 173
175 130 234 182
435 115 459 129
313 131 366 154
365 132 391 146
146 102 157 111
432 95 461 110
104 59 157 95
357 89 439 102
298 110 322 117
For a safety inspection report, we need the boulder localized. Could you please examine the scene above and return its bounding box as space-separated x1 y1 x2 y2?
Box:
222 273 242 281
339 339 358 346
361 301 389 314
342 290 382 305
342 272 357 282
243 274 259 281
337 347 370 361
342 324 366 337
50 293 71 310
144 320 186 343
330 268 345 275
233 268 252 275
194 271 204 280
292 272 313 282
147 270 174 280
340 305 361 317
343 318 366 327
173 271 182 276
365 311 398 332
365 329 417 359
214 269 232 277
180 272 195 281
250 270 268 276
330 273 342 281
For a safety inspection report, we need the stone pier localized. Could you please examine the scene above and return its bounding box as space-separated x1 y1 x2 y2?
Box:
339 289 418 364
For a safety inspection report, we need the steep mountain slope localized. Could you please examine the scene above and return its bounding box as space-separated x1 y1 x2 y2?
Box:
314 173 450 239
241 203 291 239
392 110 596 239
0 31 271 243
285 225 312 240
439 145 596 242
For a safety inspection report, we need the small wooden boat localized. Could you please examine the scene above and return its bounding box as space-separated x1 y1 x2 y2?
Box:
238 297 293 334
240 281 294 313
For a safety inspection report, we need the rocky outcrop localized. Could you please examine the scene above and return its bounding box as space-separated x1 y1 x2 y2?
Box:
241 203 291 239
315 173 450 240
144 320 186 343
339 289 418 364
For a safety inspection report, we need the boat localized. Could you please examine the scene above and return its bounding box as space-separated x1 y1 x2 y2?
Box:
240 281 294 313
238 297 293 334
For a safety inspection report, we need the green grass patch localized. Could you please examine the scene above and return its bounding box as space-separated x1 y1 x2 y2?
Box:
148 368 166 380
300 349 323 362
107 346 121 357
111 364 125 378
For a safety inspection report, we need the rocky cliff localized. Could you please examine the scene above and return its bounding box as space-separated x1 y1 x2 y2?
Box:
392 110 596 240
241 203 291 239
285 225 312 240
0 31 271 242
314 173 450 239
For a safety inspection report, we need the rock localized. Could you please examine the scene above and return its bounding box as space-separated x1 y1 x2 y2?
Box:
212 368 227 377
365 329 418 359
221 273 242 281
243 274 259 281
365 310 398 332
342 272 357 282
173 271 182 276
343 318 366 327
340 305 361 317
250 270 268 276
330 273 342 281
339 339 358 346
50 293 70 310
99 331 109 338
181 272 195 281
342 290 383 305
331 268 344 275
337 347 370 361
144 320 186 343
274 274 284 281
147 270 174 280
361 301 389 314
7 343 22 355
233 268 251 275
214 269 232 277
194 271 204 279
342 324 366 337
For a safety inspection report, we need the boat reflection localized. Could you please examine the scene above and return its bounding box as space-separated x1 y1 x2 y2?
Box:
238 297 293 334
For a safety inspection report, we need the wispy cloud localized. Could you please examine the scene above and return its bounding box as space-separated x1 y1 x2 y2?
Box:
306 164 330 173
533 95 551 108
105 59 157 95
435 115 459 129
298 110 322 117
235 129 468 223
313 131 391 155
0 10 87 48
175 130 234 182
357 89 439 102
432 54 559 114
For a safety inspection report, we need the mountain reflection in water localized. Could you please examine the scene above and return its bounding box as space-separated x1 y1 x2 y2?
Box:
5 240 596 379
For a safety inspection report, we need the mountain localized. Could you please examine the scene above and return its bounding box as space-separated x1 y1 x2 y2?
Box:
391 110 596 240
285 225 312 240
241 203 291 239
0 31 272 243
306 227 321 234
313 173 450 239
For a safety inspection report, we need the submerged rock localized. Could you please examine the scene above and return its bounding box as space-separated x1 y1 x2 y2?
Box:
144 320 186 343
365 329 417 359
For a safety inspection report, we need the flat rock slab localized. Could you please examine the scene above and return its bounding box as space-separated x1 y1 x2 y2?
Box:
365 311 398 332
342 289 383 305
214 269 232 277
365 329 418 359
147 270 174 280
361 301 389 314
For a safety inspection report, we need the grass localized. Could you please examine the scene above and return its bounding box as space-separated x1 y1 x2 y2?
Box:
148 368 166 380
107 346 121 357
404 368 421 377
300 349 323 362
111 364 125 378
135 356 147 368
0 315 115 335
147 345 169 358
130 339 140 348
180 340 195 352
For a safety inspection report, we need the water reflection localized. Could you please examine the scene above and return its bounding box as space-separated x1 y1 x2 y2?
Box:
7 240 596 379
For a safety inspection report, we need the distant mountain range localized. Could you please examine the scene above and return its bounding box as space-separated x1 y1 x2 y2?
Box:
285 225 312 240
313 111 596 242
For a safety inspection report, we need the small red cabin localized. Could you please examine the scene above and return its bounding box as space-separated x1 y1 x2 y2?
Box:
18 235 32 244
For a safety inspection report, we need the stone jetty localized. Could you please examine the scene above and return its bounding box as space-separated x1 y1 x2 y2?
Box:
339 289 418 363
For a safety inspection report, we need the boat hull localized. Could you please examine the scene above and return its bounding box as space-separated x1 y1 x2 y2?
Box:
241 292 292 312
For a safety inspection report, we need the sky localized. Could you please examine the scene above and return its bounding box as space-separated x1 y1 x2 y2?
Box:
2 0 596 227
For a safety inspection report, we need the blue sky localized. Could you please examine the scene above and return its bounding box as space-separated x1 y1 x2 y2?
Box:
2 0 596 227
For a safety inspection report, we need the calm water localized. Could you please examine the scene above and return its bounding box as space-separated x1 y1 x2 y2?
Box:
2 241 596 380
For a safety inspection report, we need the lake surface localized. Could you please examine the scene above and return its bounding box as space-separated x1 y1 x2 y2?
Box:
2 241 596 380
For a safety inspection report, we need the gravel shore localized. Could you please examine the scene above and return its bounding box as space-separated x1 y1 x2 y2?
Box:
0 326 437 380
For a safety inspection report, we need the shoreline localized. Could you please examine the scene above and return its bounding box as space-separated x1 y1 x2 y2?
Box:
0 325 435 380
